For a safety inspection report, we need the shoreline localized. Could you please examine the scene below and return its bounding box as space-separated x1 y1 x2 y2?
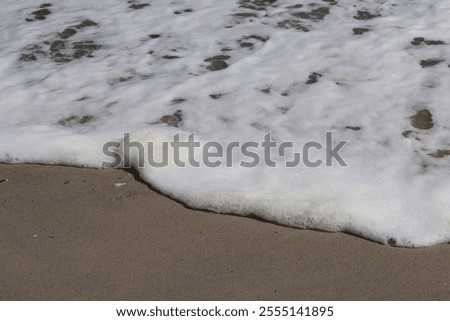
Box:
0 163 449 300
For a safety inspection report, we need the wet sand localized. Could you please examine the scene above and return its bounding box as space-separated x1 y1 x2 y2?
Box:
0 164 448 300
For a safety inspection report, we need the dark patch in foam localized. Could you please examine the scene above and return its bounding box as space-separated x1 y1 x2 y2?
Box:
278 106 290 114
411 37 445 46
410 109 433 130
160 110 183 127
306 72 322 84
130 4 149 10
19 45 47 62
170 98 186 105
429 150 450 158
209 94 223 100
162 55 180 59
72 41 102 51
204 55 231 62
128 1 150 10
32 8 51 20
57 115 94 126
109 76 134 86
74 19 98 29
233 13 258 18
353 28 370 35
244 35 269 42
237 35 268 49
345 126 361 131
277 3 333 31
72 41 102 59
353 10 380 21
277 20 309 32
238 0 277 11
207 60 229 71
59 28 77 39
387 238 397 246
290 7 330 21
287 4 303 9
27 4 52 22
79 115 94 124
20 18 101 64
420 59 443 68
401 130 412 138
174 9 193 15
240 42 254 48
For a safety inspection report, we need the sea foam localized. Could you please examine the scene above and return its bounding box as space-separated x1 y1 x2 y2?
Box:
1 0 449 246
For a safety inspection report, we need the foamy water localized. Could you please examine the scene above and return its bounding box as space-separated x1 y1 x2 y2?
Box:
1 0 449 247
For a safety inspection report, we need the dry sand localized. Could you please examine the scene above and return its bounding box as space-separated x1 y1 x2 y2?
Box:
0 164 449 300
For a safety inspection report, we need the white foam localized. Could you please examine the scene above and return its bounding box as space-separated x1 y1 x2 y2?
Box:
1 0 449 246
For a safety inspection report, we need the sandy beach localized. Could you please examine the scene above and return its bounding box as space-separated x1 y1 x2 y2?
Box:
0 163 448 300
